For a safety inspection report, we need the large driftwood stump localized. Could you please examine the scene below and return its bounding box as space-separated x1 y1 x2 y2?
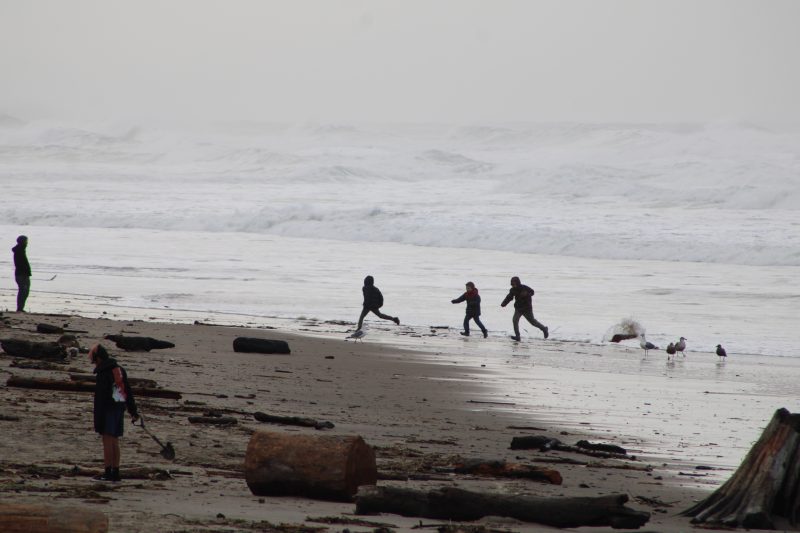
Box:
233 337 291 354
245 430 376 501
0 339 66 360
356 486 650 529
683 408 800 529
0 503 108 532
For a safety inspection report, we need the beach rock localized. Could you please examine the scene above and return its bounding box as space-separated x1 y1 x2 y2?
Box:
233 337 291 354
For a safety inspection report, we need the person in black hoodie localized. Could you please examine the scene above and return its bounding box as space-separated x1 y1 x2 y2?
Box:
12 235 31 312
90 344 139 481
356 275 400 331
451 281 488 338
501 276 549 341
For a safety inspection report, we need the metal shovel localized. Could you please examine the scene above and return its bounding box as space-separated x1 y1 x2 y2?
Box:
134 416 176 460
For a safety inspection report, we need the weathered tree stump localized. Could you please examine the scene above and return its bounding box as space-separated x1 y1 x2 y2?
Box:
104 335 175 351
0 503 108 532
6 376 182 400
245 430 376 501
0 339 67 360
233 337 291 354
355 486 650 529
683 408 800 529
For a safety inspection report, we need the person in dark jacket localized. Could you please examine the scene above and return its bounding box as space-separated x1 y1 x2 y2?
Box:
452 281 488 338
90 344 139 481
356 275 400 330
501 276 549 341
12 235 31 312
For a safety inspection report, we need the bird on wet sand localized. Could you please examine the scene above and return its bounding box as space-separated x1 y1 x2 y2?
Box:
639 334 658 356
666 342 676 359
716 344 727 360
347 328 366 342
675 337 687 356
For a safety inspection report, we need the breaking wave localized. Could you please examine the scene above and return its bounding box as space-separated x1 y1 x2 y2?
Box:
2 119 799 266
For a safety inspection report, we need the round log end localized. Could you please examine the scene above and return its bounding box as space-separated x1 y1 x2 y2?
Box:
245 430 376 501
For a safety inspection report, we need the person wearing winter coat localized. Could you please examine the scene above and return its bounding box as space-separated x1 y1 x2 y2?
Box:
90 344 139 481
451 281 488 338
501 276 549 341
356 275 400 330
12 235 31 312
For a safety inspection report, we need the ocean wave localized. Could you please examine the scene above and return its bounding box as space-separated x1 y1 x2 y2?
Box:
2 120 799 265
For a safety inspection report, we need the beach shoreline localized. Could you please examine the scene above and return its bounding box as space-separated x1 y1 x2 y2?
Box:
0 309 792 532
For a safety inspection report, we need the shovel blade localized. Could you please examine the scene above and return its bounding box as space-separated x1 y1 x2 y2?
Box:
160 442 176 460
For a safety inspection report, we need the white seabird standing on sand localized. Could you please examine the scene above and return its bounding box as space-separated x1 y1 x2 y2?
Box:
639 334 658 356
675 337 687 356
347 328 366 342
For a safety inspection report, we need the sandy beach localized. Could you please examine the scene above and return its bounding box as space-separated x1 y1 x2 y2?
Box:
2 310 796 532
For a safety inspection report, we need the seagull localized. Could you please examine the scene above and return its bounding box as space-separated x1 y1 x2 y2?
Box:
639 334 658 356
716 344 727 360
665 342 676 359
346 329 366 342
675 337 687 357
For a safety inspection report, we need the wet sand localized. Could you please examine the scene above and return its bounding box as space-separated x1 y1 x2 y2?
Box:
0 311 792 532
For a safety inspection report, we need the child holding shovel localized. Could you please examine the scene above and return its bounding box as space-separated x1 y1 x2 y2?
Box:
90 344 139 481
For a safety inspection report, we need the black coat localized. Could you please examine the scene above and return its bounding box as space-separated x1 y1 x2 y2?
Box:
452 289 481 317
93 358 138 433
12 244 31 277
362 276 384 310
501 284 535 311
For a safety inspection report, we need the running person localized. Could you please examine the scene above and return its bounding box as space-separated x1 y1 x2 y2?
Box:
501 276 548 341
452 281 488 338
356 275 400 330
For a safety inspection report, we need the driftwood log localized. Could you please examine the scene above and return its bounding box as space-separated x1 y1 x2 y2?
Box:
245 430 376 501
188 416 238 425
104 335 175 351
511 435 631 459
253 411 334 430
233 337 291 354
683 407 800 529
452 459 562 484
36 323 65 334
0 502 108 532
0 339 66 360
355 486 650 529
6 376 182 400
69 373 159 389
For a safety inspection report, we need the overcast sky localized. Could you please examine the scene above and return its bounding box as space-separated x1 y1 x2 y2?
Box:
1 0 798 124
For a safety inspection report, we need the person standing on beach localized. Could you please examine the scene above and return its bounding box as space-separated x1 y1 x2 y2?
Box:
90 344 139 481
12 235 31 312
501 276 549 341
452 281 488 338
356 275 400 331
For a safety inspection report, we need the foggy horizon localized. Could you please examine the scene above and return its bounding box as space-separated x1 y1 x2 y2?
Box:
2 0 799 125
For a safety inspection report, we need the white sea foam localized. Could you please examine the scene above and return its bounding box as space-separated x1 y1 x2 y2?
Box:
1 119 799 267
